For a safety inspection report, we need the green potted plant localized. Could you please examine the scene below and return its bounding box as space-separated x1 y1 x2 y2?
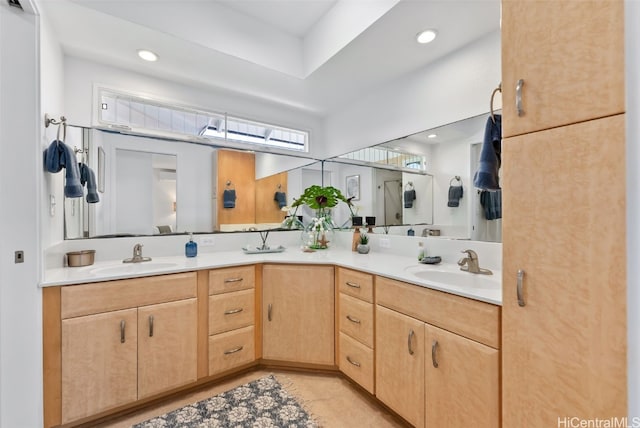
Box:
292 185 350 249
357 232 370 254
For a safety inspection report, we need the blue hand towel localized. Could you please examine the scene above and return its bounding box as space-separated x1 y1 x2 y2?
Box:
473 115 502 190
447 185 463 207
79 163 100 203
480 189 502 220
404 189 416 208
223 189 236 208
43 140 83 198
274 191 287 208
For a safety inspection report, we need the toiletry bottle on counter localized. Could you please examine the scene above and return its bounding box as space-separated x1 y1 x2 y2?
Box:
185 233 198 258
418 241 425 261
407 226 415 236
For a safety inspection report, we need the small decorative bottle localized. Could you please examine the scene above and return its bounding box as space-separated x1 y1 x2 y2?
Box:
351 216 363 252
185 233 198 258
418 241 425 261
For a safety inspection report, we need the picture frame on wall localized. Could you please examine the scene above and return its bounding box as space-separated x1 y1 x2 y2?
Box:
346 174 360 201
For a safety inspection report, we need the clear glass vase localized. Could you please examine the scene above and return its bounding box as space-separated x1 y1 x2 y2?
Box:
301 209 334 249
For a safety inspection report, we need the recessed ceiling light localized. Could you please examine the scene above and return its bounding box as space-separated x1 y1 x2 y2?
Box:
416 29 438 44
427 133 437 139
137 49 158 62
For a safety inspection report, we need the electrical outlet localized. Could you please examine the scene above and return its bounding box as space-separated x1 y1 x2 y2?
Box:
199 237 215 246
379 238 391 248
15 251 24 263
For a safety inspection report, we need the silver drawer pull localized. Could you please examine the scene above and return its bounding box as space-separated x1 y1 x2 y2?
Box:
346 281 360 289
224 308 244 315
267 303 273 322
224 277 243 283
346 315 361 324
148 315 154 337
224 346 244 355
120 320 126 343
346 356 361 367
516 79 525 117
408 329 415 355
431 340 439 368
517 269 526 307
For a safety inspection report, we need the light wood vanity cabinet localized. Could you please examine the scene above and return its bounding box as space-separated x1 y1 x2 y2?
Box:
58 272 198 424
375 304 425 428
375 276 500 428
337 268 375 394
262 264 335 365
501 0 627 424
207 265 256 376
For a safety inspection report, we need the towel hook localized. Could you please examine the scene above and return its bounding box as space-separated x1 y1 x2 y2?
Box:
45 114 67 141
226 180 235 189
449 176 462 186
404 181 414 190
277 183 282 190
490 83 501 123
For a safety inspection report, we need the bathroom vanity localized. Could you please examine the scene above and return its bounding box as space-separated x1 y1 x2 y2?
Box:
42 249 501 427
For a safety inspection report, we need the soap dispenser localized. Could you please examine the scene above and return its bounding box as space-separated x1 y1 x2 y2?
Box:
185 233 198 258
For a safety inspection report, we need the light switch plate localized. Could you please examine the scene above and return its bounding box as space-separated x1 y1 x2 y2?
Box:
199 237 215 246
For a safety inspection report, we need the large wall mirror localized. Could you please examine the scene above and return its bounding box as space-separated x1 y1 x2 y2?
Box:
63 113 501 243
327 112 502 243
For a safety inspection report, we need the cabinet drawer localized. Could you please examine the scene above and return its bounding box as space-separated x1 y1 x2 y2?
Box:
339 332 374 394
208 266 255 295
339 293 374 348
61 272 197 319
338 268 374 303
208 326 255 376
376 276 500 349
209 289 255 335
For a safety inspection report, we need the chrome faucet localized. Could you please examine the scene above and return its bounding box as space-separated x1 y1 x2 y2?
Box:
123 243 152 263
458 249 492 275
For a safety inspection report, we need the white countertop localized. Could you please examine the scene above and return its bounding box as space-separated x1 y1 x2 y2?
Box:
42 248 502 306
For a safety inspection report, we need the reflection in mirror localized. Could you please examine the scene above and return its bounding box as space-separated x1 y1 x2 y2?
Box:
63 127 321 239
329 113 501 242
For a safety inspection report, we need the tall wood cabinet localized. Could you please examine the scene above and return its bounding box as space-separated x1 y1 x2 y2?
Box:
262 264 335 365
501 0 627 424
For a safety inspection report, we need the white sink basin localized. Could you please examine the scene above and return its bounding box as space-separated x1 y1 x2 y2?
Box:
89 262 179 276
404 266 500 290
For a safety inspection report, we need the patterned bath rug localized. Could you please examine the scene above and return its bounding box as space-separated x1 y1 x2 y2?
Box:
132 374 319 428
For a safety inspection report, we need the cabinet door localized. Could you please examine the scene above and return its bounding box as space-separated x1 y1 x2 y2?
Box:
502 115 626 424
138 298 198 399
262 265 335 365
61 309 137 423
425 324 499 428
501 0 623 137
375 305 425 428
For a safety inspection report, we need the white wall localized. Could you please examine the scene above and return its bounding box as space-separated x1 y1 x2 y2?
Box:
626 0 639 418
0 3 43 427
322 30 501 160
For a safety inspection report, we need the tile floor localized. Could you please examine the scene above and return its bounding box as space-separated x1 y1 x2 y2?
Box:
93 369 408 427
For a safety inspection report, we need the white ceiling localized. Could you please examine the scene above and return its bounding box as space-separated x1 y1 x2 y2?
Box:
39 0 500 116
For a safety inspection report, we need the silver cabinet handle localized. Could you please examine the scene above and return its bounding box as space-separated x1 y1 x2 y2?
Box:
267 303 272 322
224 277 243 283
346 356 361 367
517 269 526 307
346 315 361 324
148 315 154 337
224 346 244 355
346 281 360 289
224 308 244 315
408 329 415 355
431 340 439 368
516 79 525 117
120 320 126 343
